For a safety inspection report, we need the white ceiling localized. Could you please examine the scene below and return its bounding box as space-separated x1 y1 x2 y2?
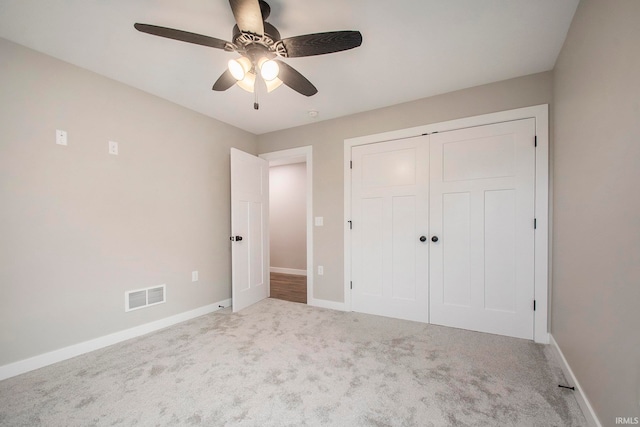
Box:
0 0 579 135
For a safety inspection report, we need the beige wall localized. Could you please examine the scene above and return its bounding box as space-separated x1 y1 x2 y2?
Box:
552 0 640 423
269 163 306 271
0 39 257 365
258 72 553 302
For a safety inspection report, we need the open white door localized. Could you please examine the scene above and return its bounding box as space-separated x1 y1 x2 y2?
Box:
231 148 269 312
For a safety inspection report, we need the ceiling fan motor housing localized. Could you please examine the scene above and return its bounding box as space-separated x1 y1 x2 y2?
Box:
232 22 281 55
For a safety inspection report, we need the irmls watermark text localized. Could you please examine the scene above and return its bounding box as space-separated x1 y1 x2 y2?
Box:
616 417 640 425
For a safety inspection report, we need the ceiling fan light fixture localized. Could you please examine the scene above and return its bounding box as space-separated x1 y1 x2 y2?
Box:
259 59 279 81
265 77 283 93
228 59 245 81
236 71 256 93
228 56 252 81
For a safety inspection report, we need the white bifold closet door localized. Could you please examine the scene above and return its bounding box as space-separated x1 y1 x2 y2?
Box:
351 136 430 323
429 118 536 339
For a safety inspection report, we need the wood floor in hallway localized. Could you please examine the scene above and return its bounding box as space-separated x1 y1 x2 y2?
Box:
270 272 307 304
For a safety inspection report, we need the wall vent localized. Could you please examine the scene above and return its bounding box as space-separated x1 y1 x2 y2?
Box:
125 284 166 312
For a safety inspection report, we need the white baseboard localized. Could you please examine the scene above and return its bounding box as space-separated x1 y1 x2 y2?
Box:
0 299 232 381
536 332 551 345
308 297 346 311
549 334 602 427
270 267 307 276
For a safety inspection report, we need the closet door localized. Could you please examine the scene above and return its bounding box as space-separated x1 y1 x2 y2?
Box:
351 136 429 322
429 119 536 339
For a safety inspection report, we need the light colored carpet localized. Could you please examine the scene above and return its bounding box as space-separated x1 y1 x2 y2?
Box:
0 298 586 426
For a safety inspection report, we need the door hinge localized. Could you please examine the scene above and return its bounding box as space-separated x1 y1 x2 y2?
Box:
350 160 353 169
535 135 538 147
348 220 352 230
534 218 537 229
350 281 353 290
533 300 537 311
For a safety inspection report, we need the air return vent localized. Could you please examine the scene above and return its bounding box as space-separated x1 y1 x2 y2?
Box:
125 284 166 312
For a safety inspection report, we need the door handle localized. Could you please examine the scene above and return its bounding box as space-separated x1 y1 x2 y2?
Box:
431 236 439 243
419 236 427 242
230 236 243 242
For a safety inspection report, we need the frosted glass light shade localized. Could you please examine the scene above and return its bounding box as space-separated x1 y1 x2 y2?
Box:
236 72 256 93
265 77 283 92
260 59 279 81
228 59 245 80
228 57 252 81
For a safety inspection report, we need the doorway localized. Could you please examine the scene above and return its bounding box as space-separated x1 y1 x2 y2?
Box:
344 105 550 343
269 161 307 303
259 146 313 305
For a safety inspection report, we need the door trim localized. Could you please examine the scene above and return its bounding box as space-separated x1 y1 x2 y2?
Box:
259 146 314 306
344 104 549 343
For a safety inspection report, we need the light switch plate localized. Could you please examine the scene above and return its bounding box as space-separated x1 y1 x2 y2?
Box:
56 129 67 146
314 217 324 226
192 271 199 282
108 141 118 155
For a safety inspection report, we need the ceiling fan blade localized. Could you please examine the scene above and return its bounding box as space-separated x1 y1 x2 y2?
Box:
228 0 264 36
212 69 237 91
279 31 363 58
274 60 317 97
134 23 232 51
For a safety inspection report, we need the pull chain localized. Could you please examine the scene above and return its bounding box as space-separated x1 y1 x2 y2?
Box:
254 82 259 110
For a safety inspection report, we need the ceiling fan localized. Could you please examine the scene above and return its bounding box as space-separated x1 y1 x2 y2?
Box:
134 0 363 108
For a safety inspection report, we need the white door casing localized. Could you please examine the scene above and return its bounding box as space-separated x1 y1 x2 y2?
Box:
259 146 314 306
429 118 536 339
230 148 269 312
351 136 429 322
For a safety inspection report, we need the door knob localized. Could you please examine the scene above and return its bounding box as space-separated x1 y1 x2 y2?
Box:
431 236 439 243
419 236 427 242
230 236 243 242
